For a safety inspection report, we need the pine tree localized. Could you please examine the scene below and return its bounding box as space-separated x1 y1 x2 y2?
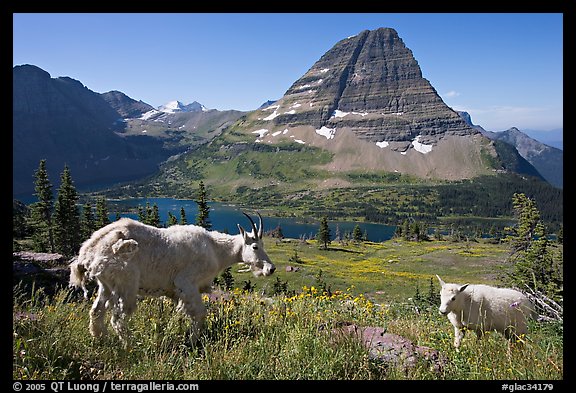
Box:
179 207 188 225
81 202 96 240
53 165 81 256
426 277 440 305
352 224 363 243
29 160 55 252
138 202 161 227
402 219 411 241
95 197 110 229
150 204 161 227
167 212 178 227
410 221 421 241
505 193 562 300
317 216 331 250
137 205 146 222
195 181 211 230
145 202 153 225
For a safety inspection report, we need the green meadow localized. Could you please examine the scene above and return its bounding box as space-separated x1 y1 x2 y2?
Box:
13 238 563 380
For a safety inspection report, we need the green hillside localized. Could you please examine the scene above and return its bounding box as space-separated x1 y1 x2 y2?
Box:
13 238 563 380
101 124 563 233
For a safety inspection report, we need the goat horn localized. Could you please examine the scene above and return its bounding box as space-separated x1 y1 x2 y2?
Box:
242 212 259 238
257 212 263 239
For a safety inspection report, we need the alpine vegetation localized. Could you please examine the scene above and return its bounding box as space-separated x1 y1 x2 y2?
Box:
69 213 275 345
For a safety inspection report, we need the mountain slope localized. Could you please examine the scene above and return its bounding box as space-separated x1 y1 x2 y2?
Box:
12 65 244 196
139 27 543 199
101 90 155 118
13 65 162 196
485 128 562 189
457 111 562 188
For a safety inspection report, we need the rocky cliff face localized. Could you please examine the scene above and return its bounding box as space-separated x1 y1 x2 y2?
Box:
487 127 562 188
254 28 476 144
227 28 521 181
12 65 240 196
101 90 154 119
13 65 147 196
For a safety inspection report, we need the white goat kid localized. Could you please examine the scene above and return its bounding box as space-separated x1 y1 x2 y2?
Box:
436 275 534 349
69 212 275 345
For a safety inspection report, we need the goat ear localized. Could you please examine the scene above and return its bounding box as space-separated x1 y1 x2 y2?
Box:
459 284 469 292
112 239 139 255
237 224 247 239
436 275 445 287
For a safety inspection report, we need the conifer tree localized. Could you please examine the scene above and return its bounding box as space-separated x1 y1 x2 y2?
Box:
505 193 562 300
180 207 188 225
402 219 411 241
195 181 211 230
53 165 81 256
167 212 178 227
145 202 153 224
29 160 55 252
150 204 161 227
95 197 110 229
138 202 161 227
317 216 331 250
352 224 363 243
137 205 146 223
81 201 96 240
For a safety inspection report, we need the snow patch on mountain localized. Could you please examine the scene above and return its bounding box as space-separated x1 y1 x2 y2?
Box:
316 126 336 140
158 100 208 113
412 136 433 154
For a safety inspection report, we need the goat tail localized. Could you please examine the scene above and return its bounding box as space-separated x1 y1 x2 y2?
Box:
69 256 89 299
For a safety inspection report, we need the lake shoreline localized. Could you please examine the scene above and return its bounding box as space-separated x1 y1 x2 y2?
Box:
108 197 397 243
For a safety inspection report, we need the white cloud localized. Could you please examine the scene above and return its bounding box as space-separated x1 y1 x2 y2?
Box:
444 90 460 98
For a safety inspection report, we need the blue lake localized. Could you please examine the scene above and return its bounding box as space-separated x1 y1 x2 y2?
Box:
110 197 396 243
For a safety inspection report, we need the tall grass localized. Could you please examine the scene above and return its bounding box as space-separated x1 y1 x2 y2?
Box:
13 284 562 380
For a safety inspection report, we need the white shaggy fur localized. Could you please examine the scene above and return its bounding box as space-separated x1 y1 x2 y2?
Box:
436 275 534 348
69 215 275 344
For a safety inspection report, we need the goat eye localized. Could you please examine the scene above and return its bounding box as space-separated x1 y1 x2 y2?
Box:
451 296 456 302
252 245 259 250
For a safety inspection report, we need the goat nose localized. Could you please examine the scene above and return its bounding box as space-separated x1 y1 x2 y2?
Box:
269 265 276 274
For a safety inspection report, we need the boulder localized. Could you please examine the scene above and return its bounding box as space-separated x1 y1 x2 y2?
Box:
333 323 446 374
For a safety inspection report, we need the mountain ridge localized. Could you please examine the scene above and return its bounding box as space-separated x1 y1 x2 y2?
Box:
199 27 540 184
12 64 244 196
457 111 562 188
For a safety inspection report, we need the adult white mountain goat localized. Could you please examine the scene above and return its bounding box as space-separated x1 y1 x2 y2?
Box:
69 212 275 344
436 275 534 349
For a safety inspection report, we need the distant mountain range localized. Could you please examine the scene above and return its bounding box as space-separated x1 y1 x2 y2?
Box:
457 111 563 188
12 64 244 196
143 28 544 193
12 29 562 200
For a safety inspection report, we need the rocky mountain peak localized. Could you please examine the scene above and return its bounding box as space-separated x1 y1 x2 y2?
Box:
158 100 207 113
246 27 477 146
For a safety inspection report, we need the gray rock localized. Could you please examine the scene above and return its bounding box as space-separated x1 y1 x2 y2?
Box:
285 265 300 272
333 323 446 374
272 28 478 144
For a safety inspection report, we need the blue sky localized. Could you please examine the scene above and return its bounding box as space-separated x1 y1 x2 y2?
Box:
13 13 563 133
